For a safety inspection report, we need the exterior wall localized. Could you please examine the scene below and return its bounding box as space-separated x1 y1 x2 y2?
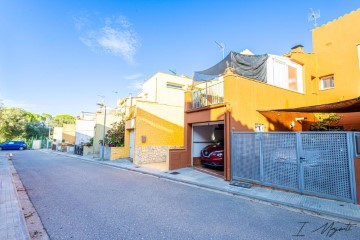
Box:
53 127 63 143
75 119 96 145
311 9 360 102
62 124 76 144
132 106 184 165
135 146 182 164
100 147 128 160
138 72 193 107
93 109 121 155
223 73 314 132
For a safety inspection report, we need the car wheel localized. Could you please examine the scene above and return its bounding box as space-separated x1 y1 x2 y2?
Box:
0 147 2 151
19 147 24 150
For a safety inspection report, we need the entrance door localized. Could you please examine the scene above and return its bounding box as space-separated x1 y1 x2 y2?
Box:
300 132 353 202
129 130 135 159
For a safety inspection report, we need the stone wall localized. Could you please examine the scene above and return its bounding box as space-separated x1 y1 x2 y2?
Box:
134 146 183 165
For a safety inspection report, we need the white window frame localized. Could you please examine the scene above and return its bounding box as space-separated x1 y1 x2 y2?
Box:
319 75 334 90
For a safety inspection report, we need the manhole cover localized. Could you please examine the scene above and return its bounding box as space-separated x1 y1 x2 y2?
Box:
169 171 180 175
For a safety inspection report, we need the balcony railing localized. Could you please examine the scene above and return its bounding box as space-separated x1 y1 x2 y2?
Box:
191 81 224 109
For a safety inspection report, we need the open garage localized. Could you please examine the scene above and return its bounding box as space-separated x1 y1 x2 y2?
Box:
192 121 224 177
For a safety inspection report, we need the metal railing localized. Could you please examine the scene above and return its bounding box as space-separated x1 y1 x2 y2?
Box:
191 81 224 109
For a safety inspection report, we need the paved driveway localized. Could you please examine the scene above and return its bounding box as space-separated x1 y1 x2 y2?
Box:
12 151 360 240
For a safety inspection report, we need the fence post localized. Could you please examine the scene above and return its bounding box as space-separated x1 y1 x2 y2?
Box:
259 132 264 183
348 132 357 203
296 132 304 191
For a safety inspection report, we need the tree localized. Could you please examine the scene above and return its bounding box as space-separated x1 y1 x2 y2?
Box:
0 108 27 140
310 113 341 131
105 121 125 147
51 114 75 127
24 121 49 139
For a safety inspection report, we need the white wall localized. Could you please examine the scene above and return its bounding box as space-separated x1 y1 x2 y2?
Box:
75 119 96 145
53 127 63 143
139 72 193 107
192 124 224 157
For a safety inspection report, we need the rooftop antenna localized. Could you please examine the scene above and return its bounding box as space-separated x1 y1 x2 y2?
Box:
214 41 225 59
97 95 105 104
308 8 320 28
169 69 177 75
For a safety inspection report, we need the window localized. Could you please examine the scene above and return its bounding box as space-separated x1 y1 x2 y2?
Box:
320 75 334 90
268 56 303 93
166 82 184 89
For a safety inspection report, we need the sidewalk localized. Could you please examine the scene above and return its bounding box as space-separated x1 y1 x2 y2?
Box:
0 154 29 240
42 149 360 223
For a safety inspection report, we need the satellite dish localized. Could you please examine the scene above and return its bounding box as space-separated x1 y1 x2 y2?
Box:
308 8 320 28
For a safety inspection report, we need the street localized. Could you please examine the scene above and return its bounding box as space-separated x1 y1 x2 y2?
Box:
12 151 360 240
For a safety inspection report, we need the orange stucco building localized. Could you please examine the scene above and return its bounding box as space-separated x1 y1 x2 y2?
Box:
169 8 360 181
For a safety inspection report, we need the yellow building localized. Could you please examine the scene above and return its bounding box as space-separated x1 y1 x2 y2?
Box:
93 108 121 157
52 124 76 144
169 8 360 179
62 124 76 144
118 72 193 168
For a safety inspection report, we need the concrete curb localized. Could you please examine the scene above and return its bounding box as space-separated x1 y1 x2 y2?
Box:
40 149 360 223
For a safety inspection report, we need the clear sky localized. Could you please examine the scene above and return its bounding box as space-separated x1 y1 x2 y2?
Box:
1 0 359 116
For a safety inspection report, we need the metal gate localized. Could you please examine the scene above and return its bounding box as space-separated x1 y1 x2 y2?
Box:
231 132 357 203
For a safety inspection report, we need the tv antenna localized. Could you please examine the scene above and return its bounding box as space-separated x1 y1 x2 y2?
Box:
308 8 320 28
169 69 177 75
214 41 225 59
97 95 105 104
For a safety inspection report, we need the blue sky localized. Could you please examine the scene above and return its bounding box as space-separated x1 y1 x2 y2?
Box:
0 1 359 116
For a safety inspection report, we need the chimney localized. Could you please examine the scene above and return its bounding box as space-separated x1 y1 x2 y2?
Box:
291 44 304 53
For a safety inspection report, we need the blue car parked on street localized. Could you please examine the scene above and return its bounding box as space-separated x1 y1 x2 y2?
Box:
0 141 27 150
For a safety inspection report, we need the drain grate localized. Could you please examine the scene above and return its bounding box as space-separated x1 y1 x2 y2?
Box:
230 181 252 188
169 171 180 175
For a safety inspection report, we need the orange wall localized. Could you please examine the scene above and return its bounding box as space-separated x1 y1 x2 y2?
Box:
223 73 317 131
311 9 360 102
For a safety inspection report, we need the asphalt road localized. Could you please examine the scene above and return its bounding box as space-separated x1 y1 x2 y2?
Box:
11 150 360 240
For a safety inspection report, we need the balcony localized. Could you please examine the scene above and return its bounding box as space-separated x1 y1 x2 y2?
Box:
191 80 224 109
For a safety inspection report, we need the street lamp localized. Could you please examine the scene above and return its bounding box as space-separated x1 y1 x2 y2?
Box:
97 103 107 160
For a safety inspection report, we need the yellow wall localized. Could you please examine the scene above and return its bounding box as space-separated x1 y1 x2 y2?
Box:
135 107 183 146
93 109 121 155
311 8 360 102
62 124 76 144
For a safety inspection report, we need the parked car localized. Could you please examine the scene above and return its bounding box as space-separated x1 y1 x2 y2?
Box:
0 141 27 150
200 141 224 167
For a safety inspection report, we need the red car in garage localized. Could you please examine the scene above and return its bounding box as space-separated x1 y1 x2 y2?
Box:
200 142 224 167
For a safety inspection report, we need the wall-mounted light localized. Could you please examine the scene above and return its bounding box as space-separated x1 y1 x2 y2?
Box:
290 121 295 129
